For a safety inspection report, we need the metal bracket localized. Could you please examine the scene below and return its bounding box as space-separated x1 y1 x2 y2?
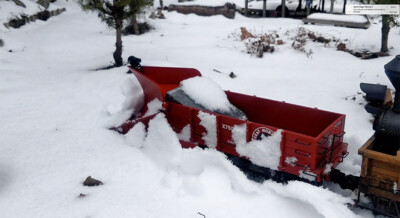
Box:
295 139 312 146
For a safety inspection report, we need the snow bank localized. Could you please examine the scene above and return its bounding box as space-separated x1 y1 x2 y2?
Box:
1 1 387 216
178 124 191 142
232 124 282 170
0 0 61 32
106 77 145 127
120 77 145 114
180 76 236 114
124 113 184 169
143 98 162 117
0 0 44 22
125 122 146 148
307 13 368 24
198 111 217 148
143 113 182 168
266 181 355 218
160 0 244 7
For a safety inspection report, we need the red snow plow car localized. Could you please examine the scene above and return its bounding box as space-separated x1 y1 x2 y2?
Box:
116 56 349 184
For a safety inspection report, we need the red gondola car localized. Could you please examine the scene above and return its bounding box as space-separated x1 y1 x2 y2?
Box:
119 65 349 183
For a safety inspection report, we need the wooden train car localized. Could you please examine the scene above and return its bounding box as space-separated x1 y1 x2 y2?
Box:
120 65 349 183
358 136 400 217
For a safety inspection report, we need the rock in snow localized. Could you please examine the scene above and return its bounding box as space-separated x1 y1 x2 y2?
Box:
83 176 103 186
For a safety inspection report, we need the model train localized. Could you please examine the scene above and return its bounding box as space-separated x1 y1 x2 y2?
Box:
116 55 400 217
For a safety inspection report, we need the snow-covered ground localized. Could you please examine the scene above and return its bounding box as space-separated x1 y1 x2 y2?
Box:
0 0 60 31
1 0 400 217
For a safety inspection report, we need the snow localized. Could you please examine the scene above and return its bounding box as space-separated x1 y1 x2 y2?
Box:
159 0 243 7
120 77 145 115
143 113 183 168
299 170 318 182
307 13 368 24
180 76 235 113
0 0 44 22
143 98 162 116
125 122 146 148
197 111 218 148
178 124 191 142
324 163 333 175
0 0 59 32
285 156 298 167
268 181 356 218
232 124 283 170
106 77 145 126
1 0 398 217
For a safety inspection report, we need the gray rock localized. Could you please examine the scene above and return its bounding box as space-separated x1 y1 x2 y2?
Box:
11 0 26 8
0 39 4 47
37 0 50 9
83 176 103 186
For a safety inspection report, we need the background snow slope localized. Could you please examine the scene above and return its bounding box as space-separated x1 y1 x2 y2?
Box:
1 0 399 217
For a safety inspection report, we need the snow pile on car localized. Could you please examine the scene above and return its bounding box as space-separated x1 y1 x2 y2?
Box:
167 76 247 120
198 111 218 148
232 124 282 170
181 76 232 111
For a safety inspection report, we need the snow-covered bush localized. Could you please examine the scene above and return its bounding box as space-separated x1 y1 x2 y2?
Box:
235 27 350 58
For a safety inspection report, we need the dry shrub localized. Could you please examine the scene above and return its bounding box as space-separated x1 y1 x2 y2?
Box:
243 29 282 58
236 27 349 58
240 27 254 40
289 27 313 58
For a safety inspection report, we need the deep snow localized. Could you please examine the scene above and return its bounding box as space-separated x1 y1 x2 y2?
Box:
233 124 283 170
1 0 399 217
180 76 235 113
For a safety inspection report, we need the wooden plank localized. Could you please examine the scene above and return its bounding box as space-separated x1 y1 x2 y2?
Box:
362 149 400 165
372 159 400 173
370 167 398 181
359 136 400 166
359 136 374 155
302 18 370 29
362 177 391 188
363 186 400 202
361 157 369 177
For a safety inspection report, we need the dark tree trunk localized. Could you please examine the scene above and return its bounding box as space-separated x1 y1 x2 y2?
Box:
297 0 302 11
114 18 123 67
131 14 140 35
381 15 390 53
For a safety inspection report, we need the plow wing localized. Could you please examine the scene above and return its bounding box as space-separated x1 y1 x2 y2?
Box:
115 65 201 133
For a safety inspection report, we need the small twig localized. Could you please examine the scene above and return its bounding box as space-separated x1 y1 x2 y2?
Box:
197 212 206 218
213 69 237 79
213 69 223 73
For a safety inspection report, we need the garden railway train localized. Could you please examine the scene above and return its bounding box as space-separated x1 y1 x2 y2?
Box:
115 55 400 217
